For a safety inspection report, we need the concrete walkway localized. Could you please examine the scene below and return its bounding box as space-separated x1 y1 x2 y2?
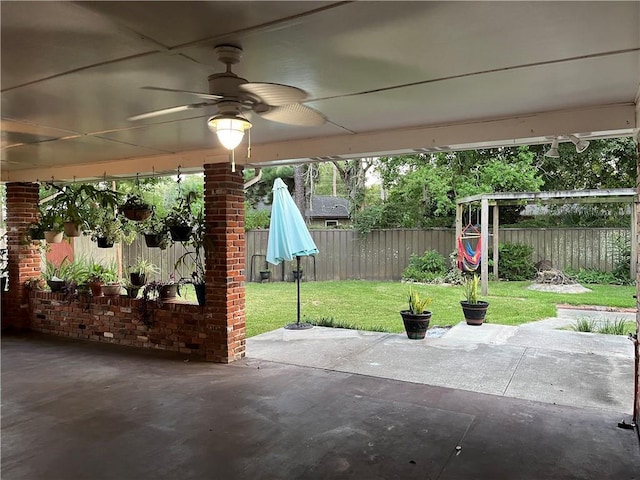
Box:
247 317 636 414
2 317 638 479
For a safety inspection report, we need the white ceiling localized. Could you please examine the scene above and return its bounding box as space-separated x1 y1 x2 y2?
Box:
1 1 639 182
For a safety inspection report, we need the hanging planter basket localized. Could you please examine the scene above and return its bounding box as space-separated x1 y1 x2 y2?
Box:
121 206 152 222
144 233 164 248
29 227 46 240
63 221 81 237
44 231 63 243
96 237 114 248
168 225 192 242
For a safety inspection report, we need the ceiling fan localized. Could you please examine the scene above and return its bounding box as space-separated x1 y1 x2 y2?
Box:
129 44 326 150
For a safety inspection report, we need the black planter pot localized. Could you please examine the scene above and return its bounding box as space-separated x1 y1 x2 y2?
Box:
96 237 114 248
125 287 140 299
168 225 192 242
259 271 271 282
144 233 162 248
28 227 45 240
292 270 303 281
130 273 146 287
400 310 432 340
194 283 205 306
460 301 489 326
159 284 178 300
47 279 66 293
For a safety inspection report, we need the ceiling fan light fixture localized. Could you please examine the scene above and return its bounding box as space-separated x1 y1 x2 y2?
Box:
544 137 560 158
208 114 252 150
568 134 590 153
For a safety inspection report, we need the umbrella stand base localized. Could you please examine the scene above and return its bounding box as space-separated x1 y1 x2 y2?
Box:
284 322 313 330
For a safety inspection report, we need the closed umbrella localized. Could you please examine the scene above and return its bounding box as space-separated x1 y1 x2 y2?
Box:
267 178 319 329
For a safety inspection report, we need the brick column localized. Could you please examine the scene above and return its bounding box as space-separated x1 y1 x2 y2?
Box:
3 183 41 330
203 163 246 363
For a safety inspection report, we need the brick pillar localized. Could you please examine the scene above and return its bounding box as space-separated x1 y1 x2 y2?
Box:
3 183 41 330
203 163 246 363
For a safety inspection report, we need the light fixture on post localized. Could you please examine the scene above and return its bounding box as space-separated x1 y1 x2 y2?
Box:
207 113 252 150
544 137 560 158
568 134 589 153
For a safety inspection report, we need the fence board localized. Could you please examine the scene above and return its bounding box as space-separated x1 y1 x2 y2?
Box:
120 228 631 282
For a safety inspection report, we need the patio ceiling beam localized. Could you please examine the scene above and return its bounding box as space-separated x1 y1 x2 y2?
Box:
1 104 635 183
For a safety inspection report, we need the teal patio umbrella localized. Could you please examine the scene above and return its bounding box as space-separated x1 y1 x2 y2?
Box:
266 178 319 329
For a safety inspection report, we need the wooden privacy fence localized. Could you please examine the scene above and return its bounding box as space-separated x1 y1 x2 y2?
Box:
121 227 630 282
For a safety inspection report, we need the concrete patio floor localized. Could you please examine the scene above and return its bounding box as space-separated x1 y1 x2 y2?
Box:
2 320 639 479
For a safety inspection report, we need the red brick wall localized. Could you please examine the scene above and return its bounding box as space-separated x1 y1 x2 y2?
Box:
203 163 246 363
3 183 41 330
29 292 207 355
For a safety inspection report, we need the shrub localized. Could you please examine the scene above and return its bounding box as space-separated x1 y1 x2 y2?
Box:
611 234 633 285
402 250 447 283
565 268 618 285
498 243 535 281
352 205 384 236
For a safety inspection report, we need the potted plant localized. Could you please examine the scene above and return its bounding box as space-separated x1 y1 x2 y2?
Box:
164 191 198 242
122 278 141 299
90 210 136 248
86 261 118 297
400 285 433 340
259 269 271 282
38 203 64 243
460 274 489 326
120 194 152 222
27 219 46 241
140 213 169 249
101 281 122 297
175 207 206 305
43 259 68 293
128 257 159 286
143 277 178 301
58 183 122 237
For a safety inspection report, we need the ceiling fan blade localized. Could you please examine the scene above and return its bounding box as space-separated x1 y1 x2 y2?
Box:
141 86 222 101
128 102 211 121
240 83 307 106
257 103 326 126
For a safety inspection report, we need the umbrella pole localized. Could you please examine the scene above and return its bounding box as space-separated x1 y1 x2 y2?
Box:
296 255 301 325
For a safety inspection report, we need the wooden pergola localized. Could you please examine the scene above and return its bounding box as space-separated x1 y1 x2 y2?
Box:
456 188 638 296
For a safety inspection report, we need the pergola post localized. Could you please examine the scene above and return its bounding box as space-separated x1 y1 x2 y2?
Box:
3 183 41 330
480 197 489 296
203 163 246 363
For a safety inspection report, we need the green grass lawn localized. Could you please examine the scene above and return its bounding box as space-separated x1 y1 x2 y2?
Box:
246 280 637 337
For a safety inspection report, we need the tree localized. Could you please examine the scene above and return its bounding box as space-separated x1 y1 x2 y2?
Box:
358 147 543 231
332 158 375 213
534 137 636 191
